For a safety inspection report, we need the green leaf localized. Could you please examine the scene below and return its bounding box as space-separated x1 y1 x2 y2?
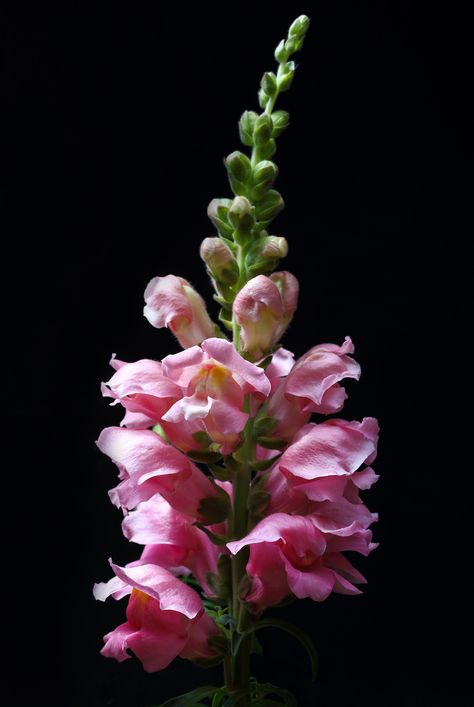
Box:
224 687 254 707
254 618 318 680
158 685 220 707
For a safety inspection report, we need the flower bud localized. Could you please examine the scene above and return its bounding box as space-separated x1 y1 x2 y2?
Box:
239 110 258 147
271 110 290 138
254 189 285 224
253 113 273 145
261 236 288 259
225 151 251 195
228 196 255 239
277 61 295 92
233 271 299 360
288 15 310 39
200 237 238 285
274 38 287 63
252 160 278 200
207 198 234 238
258 88 269 110
144 274 215 349
261 71 277 97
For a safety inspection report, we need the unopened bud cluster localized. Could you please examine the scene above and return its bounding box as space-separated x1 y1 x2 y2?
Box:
201 16 310 352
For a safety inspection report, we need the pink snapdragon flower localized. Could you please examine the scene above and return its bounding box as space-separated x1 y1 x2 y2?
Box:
227 512 376 613
93 562 219 671
266 418 379 505
122 493 221 593
159 337 271 454
101 356 181 428
144 274 216 348
97 427 224 520
233 272 299 360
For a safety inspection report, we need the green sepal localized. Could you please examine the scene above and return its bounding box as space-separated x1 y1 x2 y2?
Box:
225 151 251 196
257 436 287 450
277 61 295 92
239 110 258 146
208 462 232 481
249 454 282 471
218 308 233 331
253 113 273 145
158 685 220 707
261 71 277 97
258 88 269 109
257 138 277 160
252 160 278 200
194 522 229 545
253 416 278 437
187 450 223 464
228 196 255 235
197 491 230 525
254 189 284 224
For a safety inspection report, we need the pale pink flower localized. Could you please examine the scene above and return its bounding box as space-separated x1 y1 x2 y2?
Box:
160 337 271 454
96 427 224 520
227 512 376 613
122 493 221 594
284 337 361 414
93 561 219 671
271 418 379 503
144 274 216 348
101 356 181 428
233 272 299 359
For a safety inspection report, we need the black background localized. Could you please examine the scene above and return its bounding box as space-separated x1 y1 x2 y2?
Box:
3 2 472 706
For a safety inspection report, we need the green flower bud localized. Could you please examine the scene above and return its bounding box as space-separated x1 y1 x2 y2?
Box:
252 160 278 200
225 151 251 183
277 61 295 92
274 38 287 63
288 14 310 39
258 88 269 109
200 237 238 285
228 196 255 239
261 71 277 97
207 198 234 238
254 189 285 224
258 139 277 160
239 110 258 147
197 493 230 525
253 113 273 146
271 110 290 138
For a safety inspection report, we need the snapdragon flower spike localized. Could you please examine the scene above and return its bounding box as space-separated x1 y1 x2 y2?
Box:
93 562 219 671
233 272 299 360
122 493 222 594
144 274 217 348
266 417 379 506
160 337 271 454
97 426 224 521
227 512 376 614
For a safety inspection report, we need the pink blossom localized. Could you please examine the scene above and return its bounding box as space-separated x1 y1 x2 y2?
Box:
232 272 299 360
144 274 216 348
122 493 221 594
93 561 219 671
284 337 361 414
101 356 181 428
160 337 271 454
96 427 224 520
227 513 376 613
274 418 379 502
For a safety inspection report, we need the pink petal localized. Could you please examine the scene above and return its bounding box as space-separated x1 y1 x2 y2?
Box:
201 338 271 396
